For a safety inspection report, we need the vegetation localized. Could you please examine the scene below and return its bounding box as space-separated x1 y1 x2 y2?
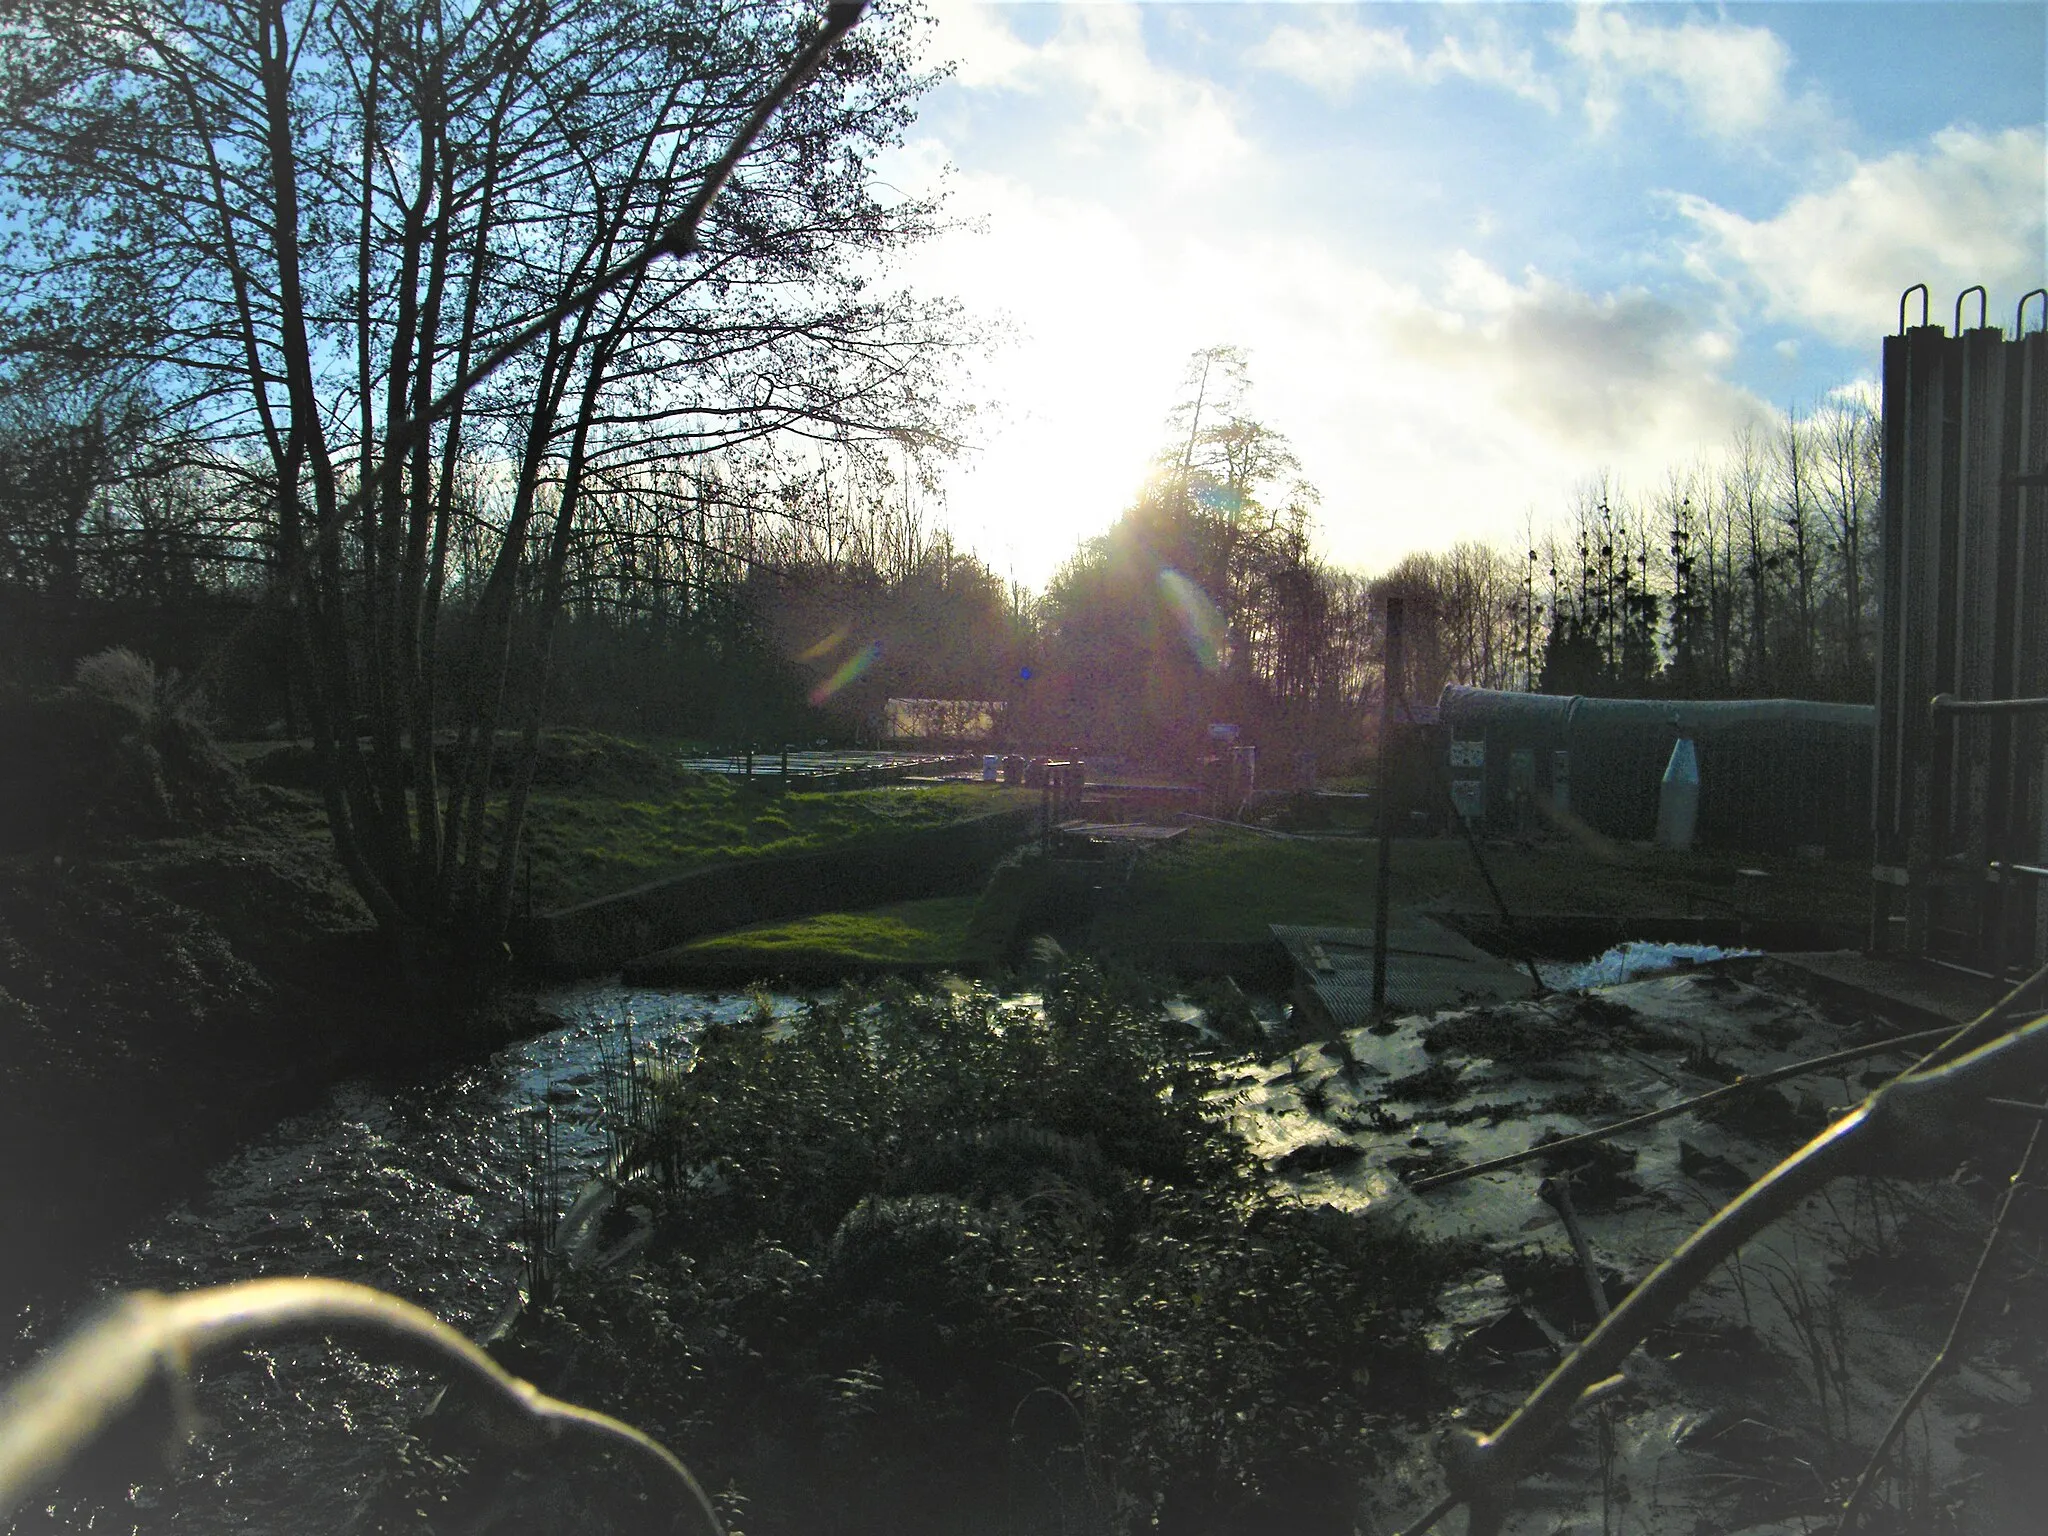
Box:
657 894 978 971
488 969 1471 1536
1089 823 1869 950
236 727 1012 913
517 778 1007 912
0 0 965 954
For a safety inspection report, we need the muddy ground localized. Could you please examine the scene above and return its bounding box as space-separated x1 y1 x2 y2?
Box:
0 770 543 1342
1234 957 2048 1534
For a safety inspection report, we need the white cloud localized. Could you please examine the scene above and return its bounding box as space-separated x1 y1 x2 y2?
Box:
1678 126 2048 343
1392 258 1770 452
1251 14 1417 96
1252 12 1559 112
1565 3 1800 140
878 133 1770 583
923 0 1035 90
925 0 1247 186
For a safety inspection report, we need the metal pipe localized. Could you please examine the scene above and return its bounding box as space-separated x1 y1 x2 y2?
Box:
1955 284 1987 335
1899 282 1930 334
1930 692 2048 718
2017 289 2047 337
1371 597 1403 1021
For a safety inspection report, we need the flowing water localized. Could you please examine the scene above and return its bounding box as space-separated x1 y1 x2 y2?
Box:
7 983 806 1536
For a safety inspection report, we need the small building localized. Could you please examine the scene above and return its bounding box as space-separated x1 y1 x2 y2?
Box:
882 697 1006 745
1439 686 1874 856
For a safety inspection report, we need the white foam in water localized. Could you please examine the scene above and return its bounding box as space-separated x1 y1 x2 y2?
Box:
1538 940 1757 992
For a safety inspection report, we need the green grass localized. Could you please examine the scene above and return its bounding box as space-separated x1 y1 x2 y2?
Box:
519 778 1010 910
233 728 1014 913
676 895 979 968
1090 824 1870 948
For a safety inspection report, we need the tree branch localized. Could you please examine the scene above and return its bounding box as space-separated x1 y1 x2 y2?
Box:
0 1277 722 1535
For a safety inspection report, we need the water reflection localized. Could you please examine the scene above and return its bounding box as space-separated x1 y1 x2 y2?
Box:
10 984 805 1536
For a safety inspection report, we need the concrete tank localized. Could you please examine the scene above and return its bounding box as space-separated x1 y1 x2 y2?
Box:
1439 686 1875 855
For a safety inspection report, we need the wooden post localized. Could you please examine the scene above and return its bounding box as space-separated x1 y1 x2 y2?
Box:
1373 596 1404 1020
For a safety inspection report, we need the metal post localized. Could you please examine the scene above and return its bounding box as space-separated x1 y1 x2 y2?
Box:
1372 597 1404 1020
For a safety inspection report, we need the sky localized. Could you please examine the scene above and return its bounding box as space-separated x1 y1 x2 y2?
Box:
872 1 2048 589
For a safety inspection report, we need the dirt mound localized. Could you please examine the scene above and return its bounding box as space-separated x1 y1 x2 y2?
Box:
244 726 682 798
0 689 248 846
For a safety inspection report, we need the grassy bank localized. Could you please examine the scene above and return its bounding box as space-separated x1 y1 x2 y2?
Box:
1089 823 1869 950
609 819 1871 988
240 730 1013 915
520 777 1010 912
627 894 983 983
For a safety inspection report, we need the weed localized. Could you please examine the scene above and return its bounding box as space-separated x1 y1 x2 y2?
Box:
73 646 158 715
517 1104 562 1308
1381 1061 1469 1103
541 965 1474 1535
1760 1245 1855 1444
1533 1132 1642 1210
1538 1085 1623 1118
1684 1034 1741 1082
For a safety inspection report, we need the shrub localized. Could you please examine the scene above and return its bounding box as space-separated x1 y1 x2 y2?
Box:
72 646 158 716
514 968 1471 1536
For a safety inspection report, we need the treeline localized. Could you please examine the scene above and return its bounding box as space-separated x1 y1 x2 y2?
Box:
1364 403 1882 710
0 356 1884 785
0 422 1024 745
1009 354 1885 771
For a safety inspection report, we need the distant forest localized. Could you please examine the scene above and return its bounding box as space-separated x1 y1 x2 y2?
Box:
0 351 1881 770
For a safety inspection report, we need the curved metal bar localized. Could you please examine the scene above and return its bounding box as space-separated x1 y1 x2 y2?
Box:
1931 692 2048 719
2019 289 2048 337
1955 283 1988 335
0 1278 724 1535
1899 282 1930 334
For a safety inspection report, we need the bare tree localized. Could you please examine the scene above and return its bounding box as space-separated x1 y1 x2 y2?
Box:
1816 397 1880 694
2 0 965 957
1775 407 1822 693
1728 424 1775 692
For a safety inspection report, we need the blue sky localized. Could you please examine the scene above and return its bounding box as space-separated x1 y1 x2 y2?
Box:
874 1 2046 585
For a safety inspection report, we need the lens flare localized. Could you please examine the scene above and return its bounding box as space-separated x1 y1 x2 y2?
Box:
1158 569 1224 673
809 639 882 706
796 624 850 663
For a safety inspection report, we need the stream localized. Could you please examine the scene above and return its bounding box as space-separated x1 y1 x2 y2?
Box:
2 951 1689 1534
7 982 806 1536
